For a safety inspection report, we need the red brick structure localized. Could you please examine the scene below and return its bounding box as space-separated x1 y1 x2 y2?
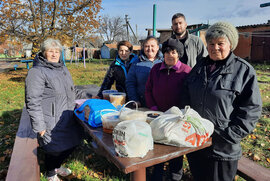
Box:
234 22 270 62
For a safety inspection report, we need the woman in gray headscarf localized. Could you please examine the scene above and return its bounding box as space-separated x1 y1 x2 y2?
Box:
183 22 262 181
25 38 91 181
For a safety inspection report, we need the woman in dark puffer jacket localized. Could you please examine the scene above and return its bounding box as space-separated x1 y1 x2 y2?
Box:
96 40 138 98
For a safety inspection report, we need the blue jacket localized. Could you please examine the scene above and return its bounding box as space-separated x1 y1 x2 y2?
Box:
126 51 163 106
97 53 138 98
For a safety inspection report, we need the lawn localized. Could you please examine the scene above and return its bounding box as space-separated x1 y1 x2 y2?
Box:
0 60 269 180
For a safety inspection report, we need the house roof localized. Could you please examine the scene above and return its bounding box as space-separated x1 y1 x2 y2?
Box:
105 43 117 49
146 23 209 32
133 45 141 51
104 43 141 51
147 22 270 32
236 22 270 28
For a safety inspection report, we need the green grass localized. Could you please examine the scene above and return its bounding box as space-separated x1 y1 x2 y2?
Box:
0 54 23 58
0 60 270 180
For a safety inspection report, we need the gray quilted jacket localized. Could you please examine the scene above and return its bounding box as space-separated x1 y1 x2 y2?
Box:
25 52 90 152
171 31 208 68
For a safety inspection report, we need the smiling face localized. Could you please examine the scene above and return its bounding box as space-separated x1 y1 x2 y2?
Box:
44 48 61 63
118 45 131 61
164 49 179 66
171 17 187 37
143 39 159 61
207 37 231 61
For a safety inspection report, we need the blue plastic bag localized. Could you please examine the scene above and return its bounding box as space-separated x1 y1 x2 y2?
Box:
74 99 116 127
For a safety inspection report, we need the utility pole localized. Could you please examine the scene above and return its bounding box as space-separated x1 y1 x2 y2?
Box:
136 24 138 42
125 15 130 41
124 15 138 43
153 4 157 37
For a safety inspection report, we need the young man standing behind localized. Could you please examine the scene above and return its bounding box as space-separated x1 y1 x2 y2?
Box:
171 13 208 68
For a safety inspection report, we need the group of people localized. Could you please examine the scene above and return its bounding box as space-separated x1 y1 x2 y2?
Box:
25 12 262 181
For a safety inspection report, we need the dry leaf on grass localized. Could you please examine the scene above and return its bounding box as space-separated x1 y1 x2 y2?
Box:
249 134 256 139
77 173 82 179
93 172 99 178
0 157 5 162
253 154 260 161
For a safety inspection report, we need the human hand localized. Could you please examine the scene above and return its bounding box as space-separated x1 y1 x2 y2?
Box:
92 95 100 99
39 130 46 137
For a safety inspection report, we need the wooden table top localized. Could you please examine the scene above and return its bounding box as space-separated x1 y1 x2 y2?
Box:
78 119 212 174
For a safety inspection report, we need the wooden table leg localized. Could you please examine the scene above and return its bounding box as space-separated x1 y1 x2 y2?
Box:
130 167 146 181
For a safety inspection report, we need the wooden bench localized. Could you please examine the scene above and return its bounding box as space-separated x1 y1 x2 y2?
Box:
6 84 100 180
6 107 40 181
237 156 270 181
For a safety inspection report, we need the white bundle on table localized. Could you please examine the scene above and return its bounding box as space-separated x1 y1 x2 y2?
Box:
150 106 214 147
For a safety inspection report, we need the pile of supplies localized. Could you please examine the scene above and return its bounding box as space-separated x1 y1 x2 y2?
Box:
74 92 214 158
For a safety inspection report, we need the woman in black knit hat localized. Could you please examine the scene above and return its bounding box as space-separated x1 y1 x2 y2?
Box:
145 38 191 181
182 22 262 181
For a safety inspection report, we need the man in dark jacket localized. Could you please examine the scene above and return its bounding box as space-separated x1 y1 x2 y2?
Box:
171 13 208 68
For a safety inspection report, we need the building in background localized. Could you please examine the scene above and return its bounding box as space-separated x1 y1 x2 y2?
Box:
234 21 270 63
100 43 141 59
149 21 270 63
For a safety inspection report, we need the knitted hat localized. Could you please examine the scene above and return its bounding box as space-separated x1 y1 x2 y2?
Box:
206 22 239 51
162 38 184 58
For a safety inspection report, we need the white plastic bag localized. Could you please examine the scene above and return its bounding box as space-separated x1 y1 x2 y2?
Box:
100 101 147 133
112 120 153 158
150 106 214 147
119 101 147 122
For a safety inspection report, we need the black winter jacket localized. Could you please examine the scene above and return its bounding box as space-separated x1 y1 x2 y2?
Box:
97 54 138 98
183 53 262 160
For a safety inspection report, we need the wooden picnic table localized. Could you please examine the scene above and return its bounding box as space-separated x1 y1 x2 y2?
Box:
77 117 212 181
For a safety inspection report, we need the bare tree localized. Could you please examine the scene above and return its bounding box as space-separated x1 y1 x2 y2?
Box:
98 15 126 43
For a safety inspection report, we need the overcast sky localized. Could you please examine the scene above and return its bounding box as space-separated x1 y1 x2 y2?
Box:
99 0 270 37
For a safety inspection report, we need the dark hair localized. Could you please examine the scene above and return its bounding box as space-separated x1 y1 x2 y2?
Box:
162 46 177 54
172 13 186 22
117 41 133 52
162 38 184 58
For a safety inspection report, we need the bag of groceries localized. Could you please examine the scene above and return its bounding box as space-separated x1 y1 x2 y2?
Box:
74 99 116 127
150 106 214 147
112 120 153 158
118 101 147 122
100 101 147 133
